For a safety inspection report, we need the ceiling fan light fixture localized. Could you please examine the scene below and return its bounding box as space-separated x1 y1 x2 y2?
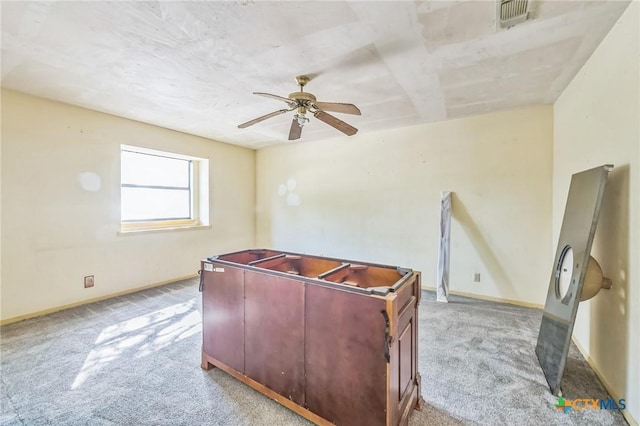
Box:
294 113 309 128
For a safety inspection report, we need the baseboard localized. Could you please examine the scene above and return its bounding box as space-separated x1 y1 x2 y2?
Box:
0 274 198 326
571 337 637 426
421 285 544 309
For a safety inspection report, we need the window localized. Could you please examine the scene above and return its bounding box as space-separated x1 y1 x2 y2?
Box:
120 145 209 232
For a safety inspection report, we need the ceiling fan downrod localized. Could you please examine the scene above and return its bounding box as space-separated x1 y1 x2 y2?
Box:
295 75 310 92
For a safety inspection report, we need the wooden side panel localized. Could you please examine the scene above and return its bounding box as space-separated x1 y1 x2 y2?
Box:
387 292 400 426
244 271 305 405
305 284 387 426
394 272 421 425
202 264 245 373
398 321 413 399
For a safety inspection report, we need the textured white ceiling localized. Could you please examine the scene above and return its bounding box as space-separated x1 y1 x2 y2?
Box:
1 1 630 148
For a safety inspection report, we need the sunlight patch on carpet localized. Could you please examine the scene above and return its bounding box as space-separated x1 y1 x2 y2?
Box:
71 298 201 389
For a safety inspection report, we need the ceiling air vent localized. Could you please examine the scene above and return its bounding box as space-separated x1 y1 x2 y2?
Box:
497 0 534 29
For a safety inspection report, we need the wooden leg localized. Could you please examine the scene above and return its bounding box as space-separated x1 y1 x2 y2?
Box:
414 373 425 411
201 351 215 370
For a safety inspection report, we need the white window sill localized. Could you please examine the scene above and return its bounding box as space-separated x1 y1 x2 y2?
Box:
117 224 212 236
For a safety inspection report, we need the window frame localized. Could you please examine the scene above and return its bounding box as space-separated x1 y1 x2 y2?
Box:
119 145 209 233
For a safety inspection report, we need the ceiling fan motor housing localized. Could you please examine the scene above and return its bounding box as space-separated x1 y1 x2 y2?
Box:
289 91 316 115
288 92 317 103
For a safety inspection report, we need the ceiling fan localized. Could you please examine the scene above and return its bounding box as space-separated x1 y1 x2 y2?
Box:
238 75 361 140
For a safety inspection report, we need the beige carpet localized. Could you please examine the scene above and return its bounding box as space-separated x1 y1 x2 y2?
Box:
0 278 626 425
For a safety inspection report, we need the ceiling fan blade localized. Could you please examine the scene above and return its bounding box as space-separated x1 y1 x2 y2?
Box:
288 118 302 140
238 109 290 128
254 92 295 104
314 111 358 136
314 102 361 115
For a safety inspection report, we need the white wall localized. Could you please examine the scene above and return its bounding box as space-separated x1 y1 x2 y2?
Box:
256 105 553 305
1 89 256 321
553 2 639 423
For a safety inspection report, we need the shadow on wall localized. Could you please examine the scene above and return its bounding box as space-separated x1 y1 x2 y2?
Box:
451 193 512 294
590 164 629 399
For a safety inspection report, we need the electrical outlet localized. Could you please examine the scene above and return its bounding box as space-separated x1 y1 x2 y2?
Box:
474 273 481 282
84 275 94 288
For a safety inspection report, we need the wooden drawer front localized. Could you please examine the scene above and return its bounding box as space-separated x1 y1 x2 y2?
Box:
244 271 305 405
202 265 245 373
305 285 387 426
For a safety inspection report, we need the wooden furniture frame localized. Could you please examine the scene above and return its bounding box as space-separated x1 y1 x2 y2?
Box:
200 249 423 425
